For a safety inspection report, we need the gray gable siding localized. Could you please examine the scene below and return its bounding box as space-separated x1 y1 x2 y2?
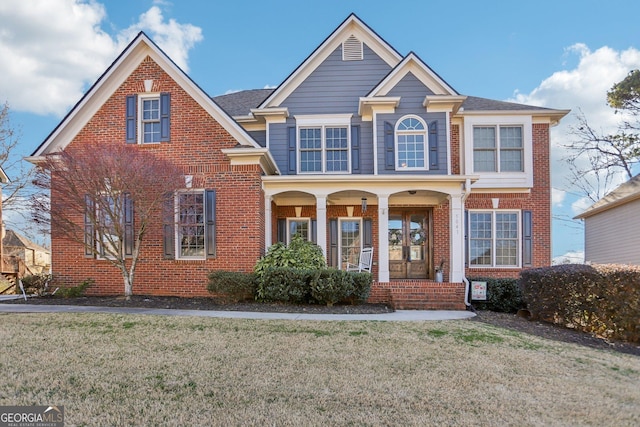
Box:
269 43 390 174
281 44 392 114
377 72 448 175
248 130 266 147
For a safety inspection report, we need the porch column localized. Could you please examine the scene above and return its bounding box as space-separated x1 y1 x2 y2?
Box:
449 193 465 282
316 194 327 259
377 194 389 282
264 194 272 252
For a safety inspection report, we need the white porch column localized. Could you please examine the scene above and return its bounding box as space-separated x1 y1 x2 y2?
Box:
449 193 465 282
316 195 328 259
264 194 272 252
377 195 390 282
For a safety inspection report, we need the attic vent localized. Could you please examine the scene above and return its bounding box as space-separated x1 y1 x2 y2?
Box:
342 35 363 61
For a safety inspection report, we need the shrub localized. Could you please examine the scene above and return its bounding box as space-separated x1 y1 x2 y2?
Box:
349 272 373 304
256 268 313 303
207 271 256 302
310 269 355 306
20 274 53 295
469 277 523 313
57 278 93 298
254 236 326 278
519 264 640 343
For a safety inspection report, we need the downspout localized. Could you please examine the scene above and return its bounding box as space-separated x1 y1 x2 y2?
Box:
461 178 472 308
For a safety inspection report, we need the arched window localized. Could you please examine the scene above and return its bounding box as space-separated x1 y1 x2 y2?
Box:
395 116 427 170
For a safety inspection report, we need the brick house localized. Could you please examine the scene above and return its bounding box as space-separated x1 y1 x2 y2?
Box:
29 14 568 309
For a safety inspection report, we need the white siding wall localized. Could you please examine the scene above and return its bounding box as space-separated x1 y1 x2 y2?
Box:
584 198 640 265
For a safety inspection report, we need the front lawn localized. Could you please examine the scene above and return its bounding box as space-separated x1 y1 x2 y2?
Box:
1 313 638 426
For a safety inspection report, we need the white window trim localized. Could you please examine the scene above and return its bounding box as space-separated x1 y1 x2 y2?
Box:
295 114 352 174
286 217 311 243
468 209 521 268
138 92 161 145
175 189 206 260
463 115 533 188
338 217 363 270
395 114 429 171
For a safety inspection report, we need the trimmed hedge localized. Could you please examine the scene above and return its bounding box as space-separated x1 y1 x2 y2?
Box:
207 271 256 302
256 267 373 306
519 264 640 343
469 277 523 313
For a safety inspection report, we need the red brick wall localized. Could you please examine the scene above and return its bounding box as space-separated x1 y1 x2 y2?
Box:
51 56 264 296
464 123 552 278
450 123 460 175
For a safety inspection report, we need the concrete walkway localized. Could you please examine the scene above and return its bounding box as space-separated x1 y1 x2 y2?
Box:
0 300 476 321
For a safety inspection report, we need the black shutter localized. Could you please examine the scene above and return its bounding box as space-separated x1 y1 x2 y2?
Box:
205 190 216 258
311 219 317 244
126 95 137 143
428 121 439 170
351 125 360 173
123 193 134 257
277 219 286 243
464 210 469 268
162 193 175 259
384 121 394 170
522 210 533 267
288 126 296 174
329 219 338 268
84 195 94 258
160 92 170 142
363 218 372 248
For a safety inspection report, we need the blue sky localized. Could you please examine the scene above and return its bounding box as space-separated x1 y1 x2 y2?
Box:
2 0 640 261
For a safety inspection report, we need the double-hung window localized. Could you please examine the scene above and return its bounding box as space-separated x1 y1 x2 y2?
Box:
396 116 428 170
287 218 311 243
469 211 520 267
141 96 161 144
164 189 216 260
296 115 351 173
473 125 523 172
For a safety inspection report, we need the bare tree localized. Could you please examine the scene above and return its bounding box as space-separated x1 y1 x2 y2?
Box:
31 143 183 297
0 102 36 225
564 69 640 201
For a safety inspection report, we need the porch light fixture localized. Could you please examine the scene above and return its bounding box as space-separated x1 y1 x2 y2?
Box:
295 206 302 218
408 190 416 195
361 197 367 213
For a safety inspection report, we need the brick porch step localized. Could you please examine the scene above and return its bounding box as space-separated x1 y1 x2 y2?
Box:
368 280 467 311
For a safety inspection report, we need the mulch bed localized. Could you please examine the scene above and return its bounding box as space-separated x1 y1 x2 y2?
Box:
2 295 639 356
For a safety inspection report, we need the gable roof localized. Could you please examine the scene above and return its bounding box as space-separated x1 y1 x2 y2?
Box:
258 13 403 109
0 165 8 183
574 174 640 219
29 32 265 160
3 229 50 253
367 51 459 97
213 89 274 117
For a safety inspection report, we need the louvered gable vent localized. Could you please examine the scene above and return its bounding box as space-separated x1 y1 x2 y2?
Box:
342 35 363 61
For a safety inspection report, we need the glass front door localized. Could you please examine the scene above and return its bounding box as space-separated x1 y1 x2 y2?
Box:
388 209 432 279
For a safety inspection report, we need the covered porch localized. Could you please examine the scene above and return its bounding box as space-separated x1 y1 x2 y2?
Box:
263 175 473 309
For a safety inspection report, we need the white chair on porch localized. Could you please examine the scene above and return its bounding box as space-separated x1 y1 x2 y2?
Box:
346 247 374 273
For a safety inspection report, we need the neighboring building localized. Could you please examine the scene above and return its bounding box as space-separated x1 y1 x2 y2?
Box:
3 230 51 274
28 15 568 309
574 174 640 265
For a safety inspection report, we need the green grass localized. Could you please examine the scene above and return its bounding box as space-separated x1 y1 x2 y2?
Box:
0 313 639 426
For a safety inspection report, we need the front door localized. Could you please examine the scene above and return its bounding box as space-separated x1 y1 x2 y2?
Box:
388 209 432 279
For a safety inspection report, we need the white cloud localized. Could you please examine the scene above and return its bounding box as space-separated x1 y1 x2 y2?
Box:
552 188 566 207
571 196 593 216
511 44 640 196
552 250 585 265
0 1 202 117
